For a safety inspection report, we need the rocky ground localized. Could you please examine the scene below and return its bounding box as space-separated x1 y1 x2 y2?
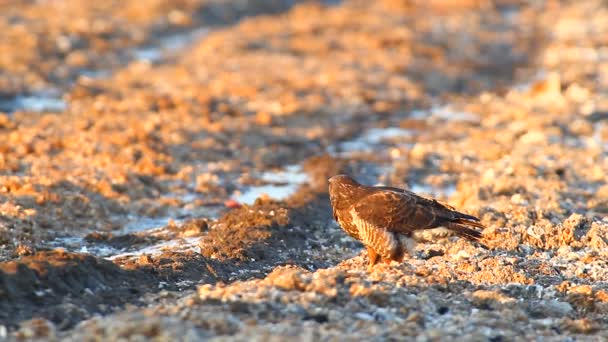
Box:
1 0 608 340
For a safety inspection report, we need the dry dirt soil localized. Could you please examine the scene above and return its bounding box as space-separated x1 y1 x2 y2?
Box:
1 0 608 340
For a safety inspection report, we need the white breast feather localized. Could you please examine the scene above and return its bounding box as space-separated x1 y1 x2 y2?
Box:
412 227 453 242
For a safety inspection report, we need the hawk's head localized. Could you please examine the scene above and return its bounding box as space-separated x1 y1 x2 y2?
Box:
328 174 359 186
328 174 362 210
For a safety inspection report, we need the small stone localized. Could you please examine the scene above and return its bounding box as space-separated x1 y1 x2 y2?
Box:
481 168 496 186
255 111 273 125
529 72 563 104
530 300 573 318
561 213 587 243
197 284 215 299
181 218 208 237
565 83 590 103
66 50 89 67
568 284 593 296
595 289 608 302
138 255 153 265
16 318 56 339
168 10 191 26
12 244 34 257
390 148 401 158
452 249 470 261
409 144 427 160
255 193 271 204
306 269 345 298
405 312 424 325
354 312 374 321
518 130 546 145
569 119 593 136
472 290 516 310
584 221 608 252
0 114 12 129
265 266 308 291
185 296 201 307
561 318 598 334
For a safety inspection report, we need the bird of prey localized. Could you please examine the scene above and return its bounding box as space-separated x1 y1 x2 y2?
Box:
328 175 485 271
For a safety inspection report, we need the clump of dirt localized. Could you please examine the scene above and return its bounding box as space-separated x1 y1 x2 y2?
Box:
583 221 608 252
263 265 311 291
199 201 290 261
176 217 209 237
521 213 590 250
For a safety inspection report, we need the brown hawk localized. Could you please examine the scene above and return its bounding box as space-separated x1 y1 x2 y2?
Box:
328 175 486 271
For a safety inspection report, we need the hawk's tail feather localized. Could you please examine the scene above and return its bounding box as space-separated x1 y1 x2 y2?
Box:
448 223 482 240
452 218 486 230
447 220 489 249
455 212 482 223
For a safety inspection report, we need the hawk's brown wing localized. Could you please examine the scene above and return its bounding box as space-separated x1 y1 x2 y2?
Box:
351 187 482 235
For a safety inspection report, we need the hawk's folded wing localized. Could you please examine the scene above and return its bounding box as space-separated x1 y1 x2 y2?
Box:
350 188 480 235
